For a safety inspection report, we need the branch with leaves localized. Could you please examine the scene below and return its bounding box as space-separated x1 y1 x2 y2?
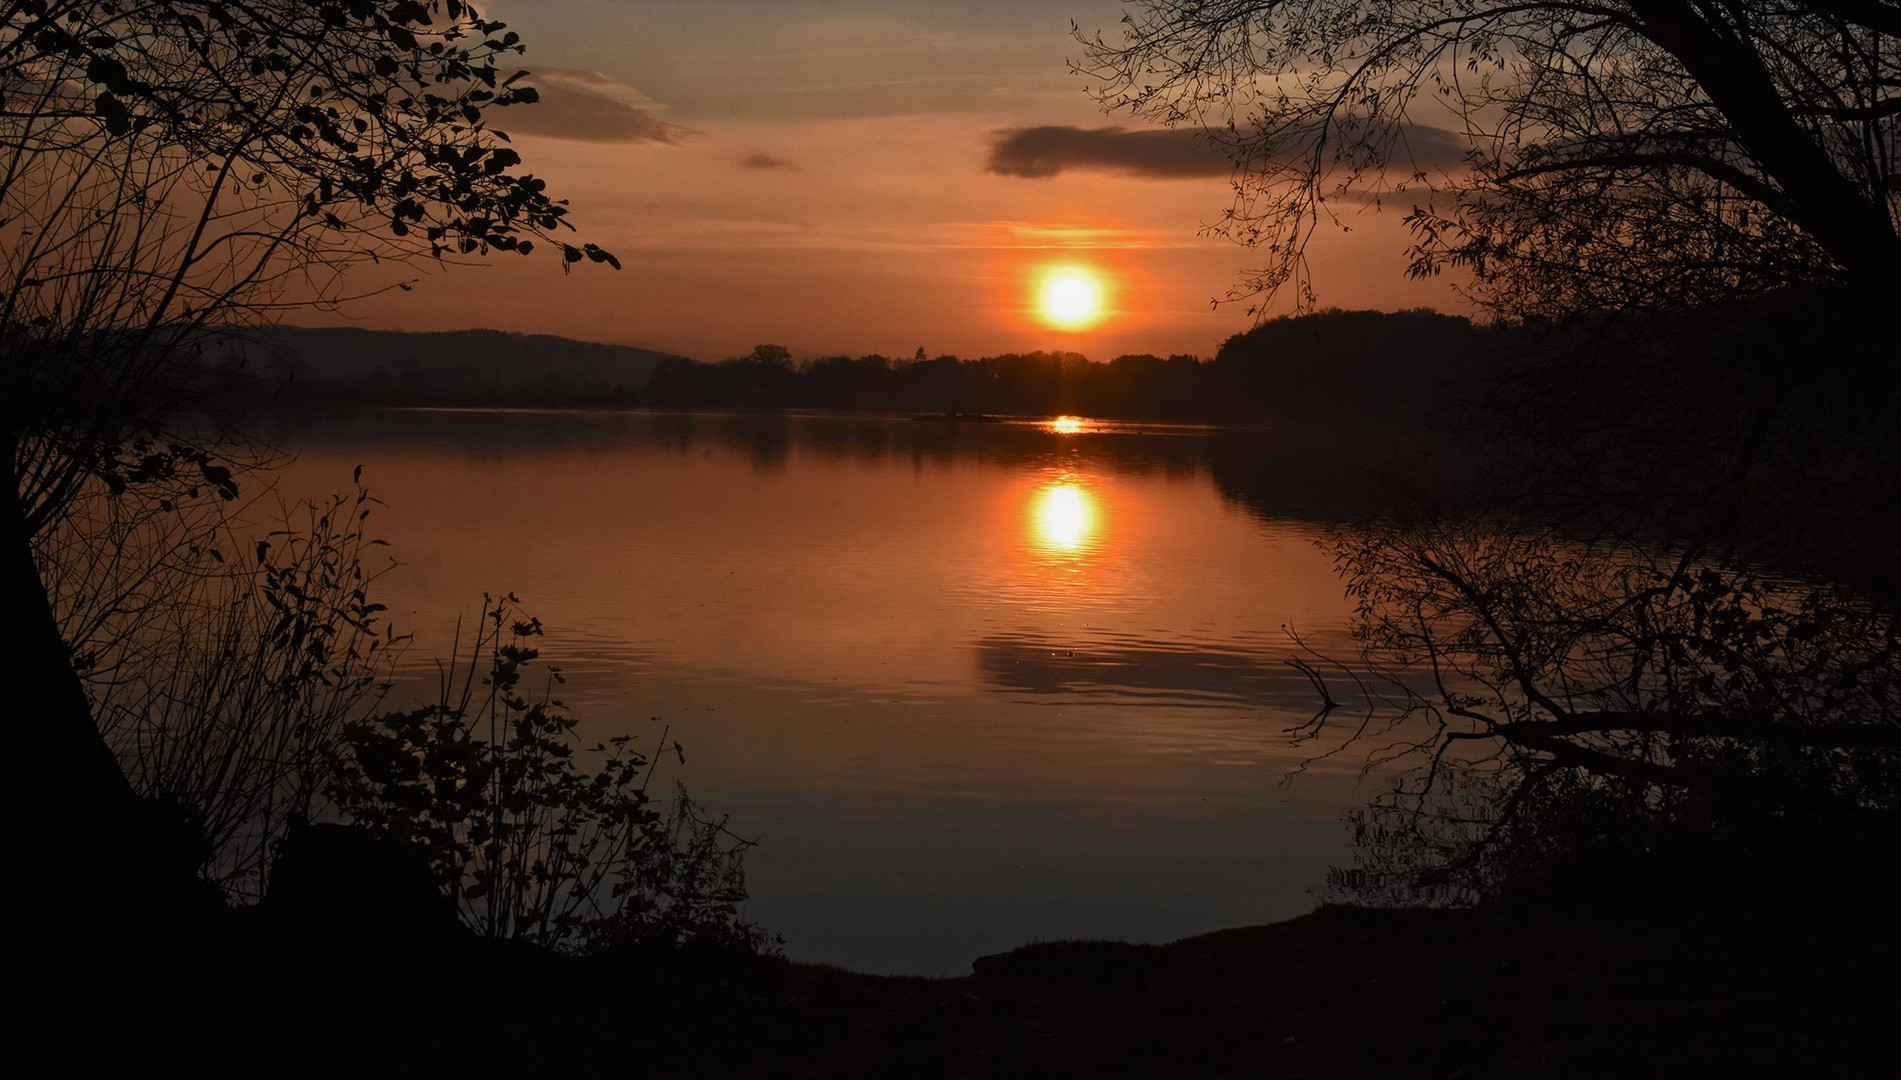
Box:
1076 0 1901 318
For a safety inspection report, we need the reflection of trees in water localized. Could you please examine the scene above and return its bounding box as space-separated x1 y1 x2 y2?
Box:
1313 519 1901 904
292 404 1463 523
1307 318 1901 905
1206 426 1475 523
277 408 1247 493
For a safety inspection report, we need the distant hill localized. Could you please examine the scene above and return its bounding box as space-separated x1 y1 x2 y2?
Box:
245 326 688 406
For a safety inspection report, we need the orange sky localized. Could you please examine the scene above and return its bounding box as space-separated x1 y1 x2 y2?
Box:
298 1 1468 362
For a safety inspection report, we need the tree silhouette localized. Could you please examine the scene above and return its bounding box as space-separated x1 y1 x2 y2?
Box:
1 0 611 900
1077 0 1900 318
1081 0 1901 906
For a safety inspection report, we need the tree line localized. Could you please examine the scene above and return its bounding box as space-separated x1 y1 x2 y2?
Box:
636 308 1495 424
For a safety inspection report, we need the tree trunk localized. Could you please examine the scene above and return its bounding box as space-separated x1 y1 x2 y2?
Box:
2 433 187 923
4 459 135 821
1631 0 1901 285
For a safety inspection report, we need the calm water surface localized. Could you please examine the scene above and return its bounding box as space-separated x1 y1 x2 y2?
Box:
268 408 1387 975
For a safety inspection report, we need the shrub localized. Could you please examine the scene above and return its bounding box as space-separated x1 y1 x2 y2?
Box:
328 595 769 953
49 475 400 900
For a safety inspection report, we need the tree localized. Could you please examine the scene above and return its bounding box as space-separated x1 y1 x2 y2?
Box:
1 0 612 898
1081 0 1901 905
1076 0 1901 319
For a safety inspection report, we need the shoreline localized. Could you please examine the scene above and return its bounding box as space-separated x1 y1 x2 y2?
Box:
17 896 1892 1076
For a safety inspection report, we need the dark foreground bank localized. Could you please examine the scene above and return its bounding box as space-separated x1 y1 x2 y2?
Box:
12 892 1892 1078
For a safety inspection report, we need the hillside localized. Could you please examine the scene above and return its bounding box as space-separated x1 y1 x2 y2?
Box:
249 326 688 406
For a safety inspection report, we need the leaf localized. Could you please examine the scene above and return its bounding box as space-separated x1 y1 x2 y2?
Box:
93 92 130 135
86 55 131 92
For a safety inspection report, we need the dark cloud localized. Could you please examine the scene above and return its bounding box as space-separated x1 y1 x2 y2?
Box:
987 126 1229 180
987 123 1470 181
494 69 687 144
740 152 796 170
1382 124 1471 173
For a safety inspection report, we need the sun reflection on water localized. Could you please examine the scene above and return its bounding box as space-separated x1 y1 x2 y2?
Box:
1047 416 1084 436
1034 481 1097 552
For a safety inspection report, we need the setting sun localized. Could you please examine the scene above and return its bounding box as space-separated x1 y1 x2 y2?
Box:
1036 266 1108 331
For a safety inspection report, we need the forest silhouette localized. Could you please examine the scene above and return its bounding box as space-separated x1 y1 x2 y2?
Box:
263 308 1498 425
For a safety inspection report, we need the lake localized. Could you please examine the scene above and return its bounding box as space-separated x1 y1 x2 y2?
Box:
265 407 1404 975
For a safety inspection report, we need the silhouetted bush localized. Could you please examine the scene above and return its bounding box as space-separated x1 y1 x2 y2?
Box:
328 595 771 954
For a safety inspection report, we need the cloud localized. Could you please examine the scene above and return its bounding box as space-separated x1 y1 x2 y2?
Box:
1379 125 1471 173
987 126 1230 180
987 123 1472 181
494 69 689 144
740 152 797 170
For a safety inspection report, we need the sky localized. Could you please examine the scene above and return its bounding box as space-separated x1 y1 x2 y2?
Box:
308 0 1467 362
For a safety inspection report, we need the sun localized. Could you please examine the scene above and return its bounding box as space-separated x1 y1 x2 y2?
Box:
1035 266 1108 331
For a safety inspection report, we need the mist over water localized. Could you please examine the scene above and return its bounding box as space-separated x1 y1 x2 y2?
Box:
265 408 1383 974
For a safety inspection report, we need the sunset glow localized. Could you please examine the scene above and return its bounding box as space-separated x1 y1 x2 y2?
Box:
1036 267 1108 331
281 5 1467 359
1048 416 1084 435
